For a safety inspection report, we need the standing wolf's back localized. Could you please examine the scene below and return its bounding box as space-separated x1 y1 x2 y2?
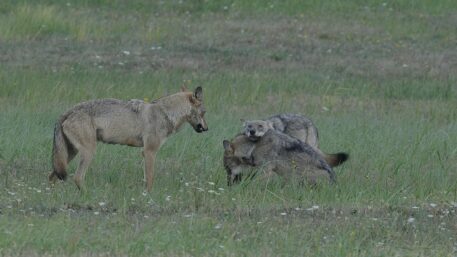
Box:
62 99 146 146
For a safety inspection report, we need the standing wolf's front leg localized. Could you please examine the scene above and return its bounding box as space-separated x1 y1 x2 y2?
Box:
143 138 160 192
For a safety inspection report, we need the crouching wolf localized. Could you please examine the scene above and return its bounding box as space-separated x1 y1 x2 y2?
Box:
242 114 348 167
50 86 208 191
223 130 336 186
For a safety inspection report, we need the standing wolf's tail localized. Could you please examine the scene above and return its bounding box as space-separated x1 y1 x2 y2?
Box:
323 152 349 168
49 118 73 182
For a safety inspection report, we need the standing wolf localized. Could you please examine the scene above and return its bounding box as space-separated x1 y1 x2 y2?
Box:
50 86 208 191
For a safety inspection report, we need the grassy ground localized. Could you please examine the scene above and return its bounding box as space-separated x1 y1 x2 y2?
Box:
1 0 457 256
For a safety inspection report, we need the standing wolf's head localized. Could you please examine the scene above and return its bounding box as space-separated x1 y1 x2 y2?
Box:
242 119 274 141
186 87 208 133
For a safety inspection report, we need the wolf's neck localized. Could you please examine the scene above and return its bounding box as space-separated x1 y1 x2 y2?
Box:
155 94 191 135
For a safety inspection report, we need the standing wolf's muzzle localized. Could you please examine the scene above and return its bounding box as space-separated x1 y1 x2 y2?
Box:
195 123 208 133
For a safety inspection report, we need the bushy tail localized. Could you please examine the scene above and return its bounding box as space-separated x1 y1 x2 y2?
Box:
49 119 72 182
323 152 349 168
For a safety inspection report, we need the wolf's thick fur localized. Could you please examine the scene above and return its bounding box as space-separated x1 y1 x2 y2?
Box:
243 114 348 168
224 131 336 185
50 87 208 191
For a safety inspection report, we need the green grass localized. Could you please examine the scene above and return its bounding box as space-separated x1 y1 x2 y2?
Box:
1 0 457 256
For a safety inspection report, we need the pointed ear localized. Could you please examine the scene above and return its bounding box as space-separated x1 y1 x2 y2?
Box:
181 84 189 92
240 118 246 127
266 120 274 129
223 140 232 151
193 86 203 101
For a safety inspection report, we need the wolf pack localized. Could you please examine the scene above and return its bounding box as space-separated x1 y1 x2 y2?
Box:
50 86 348 191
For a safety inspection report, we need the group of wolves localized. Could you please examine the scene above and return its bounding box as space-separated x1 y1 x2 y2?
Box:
223 114 348 186
50 86 347 191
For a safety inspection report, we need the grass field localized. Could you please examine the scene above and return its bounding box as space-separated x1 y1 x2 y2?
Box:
1 0 457 256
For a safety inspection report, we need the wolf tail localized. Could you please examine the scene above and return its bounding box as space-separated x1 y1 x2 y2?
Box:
49 117 74 182
323 152 349 168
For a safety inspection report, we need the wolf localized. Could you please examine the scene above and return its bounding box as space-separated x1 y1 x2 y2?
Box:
243 114 319 148
223 130 336 186
49 86 208 192
242 114 348 167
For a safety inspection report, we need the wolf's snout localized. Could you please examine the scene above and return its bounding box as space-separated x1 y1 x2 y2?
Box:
195 123 208 133
249 130 256 136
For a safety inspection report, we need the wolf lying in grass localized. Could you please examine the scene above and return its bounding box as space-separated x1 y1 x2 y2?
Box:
224 114 348 185
50 86 208 192
223 130 336 186
243 114 348 167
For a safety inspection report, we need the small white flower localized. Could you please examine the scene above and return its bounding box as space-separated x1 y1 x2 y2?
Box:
165 195 171 201
430 203 437 208
427 214 434 218
196 187 204 192
94 211 100 215
214 224 222 229
295 207 301 211
312 205 319 210
27 224 34 227
280 212 287 216
218 188 224 191
142 191 147 196
407 217 415 223
185 182 189 186
98 202 106 207
208 182 215 186
122 50 130 55
412 206 419 209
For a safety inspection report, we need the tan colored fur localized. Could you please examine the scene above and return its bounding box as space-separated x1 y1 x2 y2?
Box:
50 87 207 192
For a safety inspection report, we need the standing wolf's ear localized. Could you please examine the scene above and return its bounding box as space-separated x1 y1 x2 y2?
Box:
181 85 189 92
240 118 246 126
193 87 203 101
266 120 274 129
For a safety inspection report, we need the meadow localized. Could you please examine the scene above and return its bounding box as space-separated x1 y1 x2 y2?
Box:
0 0 457 256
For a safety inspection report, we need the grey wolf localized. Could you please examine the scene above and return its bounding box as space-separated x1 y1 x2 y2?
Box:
243 114 319 148
242 114 348 167
50 86 208 191
223 130 336 186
